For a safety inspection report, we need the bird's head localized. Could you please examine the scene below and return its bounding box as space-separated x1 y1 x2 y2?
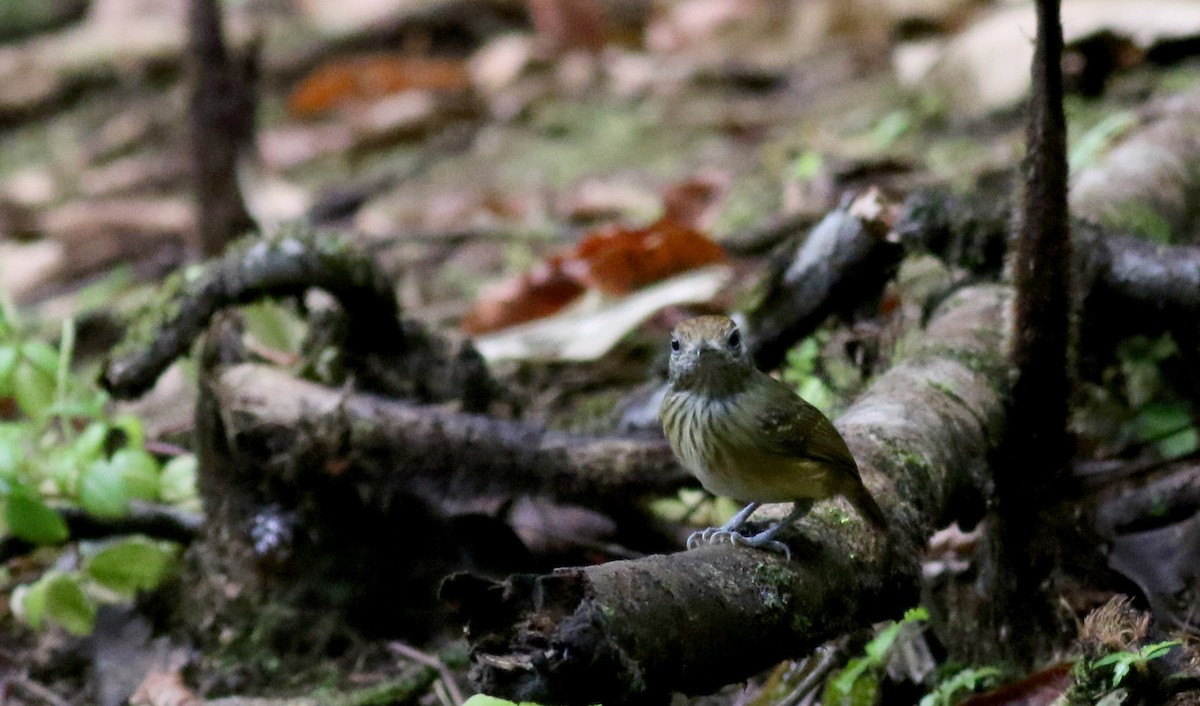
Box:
667 315 753 395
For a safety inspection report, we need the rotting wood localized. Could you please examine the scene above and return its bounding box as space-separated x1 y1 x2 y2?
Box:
442 284 1011 705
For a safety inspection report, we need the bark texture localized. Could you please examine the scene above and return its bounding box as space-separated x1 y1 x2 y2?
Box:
993 0 1071 659
444 284 1011 704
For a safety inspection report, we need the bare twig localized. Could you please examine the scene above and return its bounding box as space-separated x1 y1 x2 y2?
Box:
389 642 465 706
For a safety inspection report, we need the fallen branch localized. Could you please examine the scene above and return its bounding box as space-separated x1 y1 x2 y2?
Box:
443 284 1010 704
100 225 495 409
204 363 687 505
896 191 1200 369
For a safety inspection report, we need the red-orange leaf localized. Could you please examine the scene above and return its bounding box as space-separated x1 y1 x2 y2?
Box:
572 216 726 295
462 217 726 334
288 55 471 119
461 255 586 335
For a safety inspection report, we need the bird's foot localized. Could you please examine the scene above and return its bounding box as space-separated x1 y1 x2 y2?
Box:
686 528 715 549
685 526 792 559
687 526 735 549
728 529 792 560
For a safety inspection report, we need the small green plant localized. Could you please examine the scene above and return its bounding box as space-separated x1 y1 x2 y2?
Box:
782 336 836 416
824 606 929 706
1089 641 1179 688
920 666 1003 706
0 296 196 634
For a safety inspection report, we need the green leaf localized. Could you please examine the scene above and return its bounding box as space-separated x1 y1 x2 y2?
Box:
869 110 912 150
86 537 175 595
111 413 145 450
109 449 160 500
16 578 49 629
824 668 878 706
0 426 23 477
159 455 198 505
20 341 59 377
1092 653 1126 669
1112 661 1131 687
44 572 96 635
1156 428 1198 459
462 696 521 706
459 696 550 706
790 151 825 181
1136 402 1192 440
79 459 128 518
72 422 110 464
12 357 55 420
1069 111 1136 173
1141 641 1180 659
0 345 18 396
241 301 305 353
6 492 69 544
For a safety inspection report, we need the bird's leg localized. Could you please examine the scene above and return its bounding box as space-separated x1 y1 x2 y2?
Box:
687 502 759 549
728 499 815 560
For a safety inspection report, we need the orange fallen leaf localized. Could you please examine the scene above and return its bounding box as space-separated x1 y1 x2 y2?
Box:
462 217 726 334
288 54 471 119
572 216 727 295
461 255 586 334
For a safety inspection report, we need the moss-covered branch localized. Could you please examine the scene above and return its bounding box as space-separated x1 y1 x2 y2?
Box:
101 224 495 408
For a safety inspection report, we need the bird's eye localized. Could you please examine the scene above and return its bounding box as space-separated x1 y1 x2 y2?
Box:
727 330 741 348
670 337 680 352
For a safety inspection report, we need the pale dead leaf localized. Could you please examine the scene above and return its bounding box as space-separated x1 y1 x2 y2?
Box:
474 264 731 362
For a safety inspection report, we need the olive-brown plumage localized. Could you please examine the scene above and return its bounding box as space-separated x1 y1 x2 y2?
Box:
659 315 887 556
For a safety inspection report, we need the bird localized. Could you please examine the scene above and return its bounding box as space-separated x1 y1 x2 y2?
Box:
659 315 888 557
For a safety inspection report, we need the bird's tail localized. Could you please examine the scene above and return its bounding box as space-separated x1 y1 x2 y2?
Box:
848 483 890 531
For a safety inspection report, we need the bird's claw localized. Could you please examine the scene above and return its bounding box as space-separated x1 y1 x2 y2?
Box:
685 527 793 560
729 532 792 560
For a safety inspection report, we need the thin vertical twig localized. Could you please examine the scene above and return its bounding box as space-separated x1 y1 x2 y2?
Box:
187 0 257 257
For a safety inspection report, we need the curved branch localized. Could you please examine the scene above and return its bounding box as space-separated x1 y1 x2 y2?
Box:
100 224 495 408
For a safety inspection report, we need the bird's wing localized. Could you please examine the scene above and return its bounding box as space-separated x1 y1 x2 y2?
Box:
746 375 860 472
